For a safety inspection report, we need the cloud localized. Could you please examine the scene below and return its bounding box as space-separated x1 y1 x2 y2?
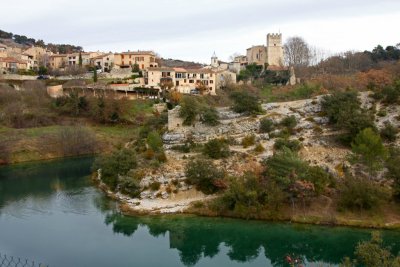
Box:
1 0 399 63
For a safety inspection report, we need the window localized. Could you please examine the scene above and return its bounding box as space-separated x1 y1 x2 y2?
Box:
121 55 124 59
200 74 204 79
184 79 186 83
189 80 194 83
122 61 124 65
176 73 182 79
210 80 213 84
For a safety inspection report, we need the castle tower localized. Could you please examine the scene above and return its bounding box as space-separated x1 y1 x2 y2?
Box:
266 33 284 66
211 52 219 68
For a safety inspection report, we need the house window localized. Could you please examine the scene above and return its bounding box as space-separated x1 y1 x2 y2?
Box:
184 79 186 83
176 73 182 78
210 80 213 84
200 74 204 79
122 61 124 65
121 55 124 59
176 81 179 86
189 80 194 83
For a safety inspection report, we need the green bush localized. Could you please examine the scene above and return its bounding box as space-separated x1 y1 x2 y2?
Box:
337 176 388 211
386 148 400 201
146 131 163 152
230 90 262 114
217 173 287 217
150 181 161 191
241 135 256 148
254 143 265 153
201 108 219 126
260 118 274 133
185 159 225 194
377 109 387 117
280 115 298 130
263 148 331 195
273 138 301 152
179 96 219 126
381 83 400 104
321 91 376 144
352 128 388 171
355 232 400 267
119 176 141 197
380 123 398 142
92 148 137 190
171 143 191 153
203 138 230 159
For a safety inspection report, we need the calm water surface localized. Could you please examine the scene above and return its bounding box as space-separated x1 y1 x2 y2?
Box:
0 157 399 267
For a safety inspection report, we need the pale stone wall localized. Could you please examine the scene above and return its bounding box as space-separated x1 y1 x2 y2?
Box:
167 106 185 131
266 33 284 67
47 85 64 98
246 45 267 66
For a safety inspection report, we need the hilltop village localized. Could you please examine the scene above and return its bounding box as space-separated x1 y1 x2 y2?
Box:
0 33 292 96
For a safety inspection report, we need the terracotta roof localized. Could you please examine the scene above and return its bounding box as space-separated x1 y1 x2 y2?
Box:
173 67 187 72
91 53 112 60
116 51 156 56
0 57 27 64
147 67 174 72
50 54 67 57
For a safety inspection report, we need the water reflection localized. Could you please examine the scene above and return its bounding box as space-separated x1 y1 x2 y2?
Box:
101 211 400 266
1 157 400 267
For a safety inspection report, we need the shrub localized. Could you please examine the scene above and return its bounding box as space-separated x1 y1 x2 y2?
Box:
171 144 191 153
241 135 256 148
337 176 388 211
217 173 287 217
119 176 141 197
280 115 298 130
263 148 331 195
203 138 230 159
352 128 388 171
386 148 400 201
146 131 163 152
230 90 262 114
380 123 398 142
259 118 274 133
355 232 400 267
150 181 161 191
377 109 387 117
92 148 137 190
273 138 301 152
321 91 376 144
254 143 265 153
185 159 225 194
201 108 219 126
179 96 219 126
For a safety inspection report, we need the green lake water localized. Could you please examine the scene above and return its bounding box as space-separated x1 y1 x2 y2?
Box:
0 157 399 267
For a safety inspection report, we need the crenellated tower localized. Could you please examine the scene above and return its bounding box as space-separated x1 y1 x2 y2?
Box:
266 33 284 66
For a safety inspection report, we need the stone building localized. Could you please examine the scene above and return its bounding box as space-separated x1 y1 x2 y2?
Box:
114 51 158 70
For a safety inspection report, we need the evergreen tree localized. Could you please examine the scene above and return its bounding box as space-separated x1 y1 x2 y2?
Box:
78 52 83 67
93 68 98 82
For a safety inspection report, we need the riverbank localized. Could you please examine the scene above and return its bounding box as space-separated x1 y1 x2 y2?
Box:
94 175 400 230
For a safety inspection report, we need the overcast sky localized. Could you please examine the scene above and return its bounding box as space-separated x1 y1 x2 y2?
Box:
1 0 399 63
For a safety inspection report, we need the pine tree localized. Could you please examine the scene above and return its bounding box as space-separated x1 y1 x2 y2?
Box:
93 68 98 82
78 52 83 67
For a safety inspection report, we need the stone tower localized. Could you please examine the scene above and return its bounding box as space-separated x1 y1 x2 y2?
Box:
211 52 219 68
266 33 284 66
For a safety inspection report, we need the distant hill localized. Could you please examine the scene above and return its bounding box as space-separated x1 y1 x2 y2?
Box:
0 29 82 54
159 58 204 69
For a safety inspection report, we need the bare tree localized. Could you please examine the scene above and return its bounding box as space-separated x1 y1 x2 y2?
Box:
284 36 311 67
